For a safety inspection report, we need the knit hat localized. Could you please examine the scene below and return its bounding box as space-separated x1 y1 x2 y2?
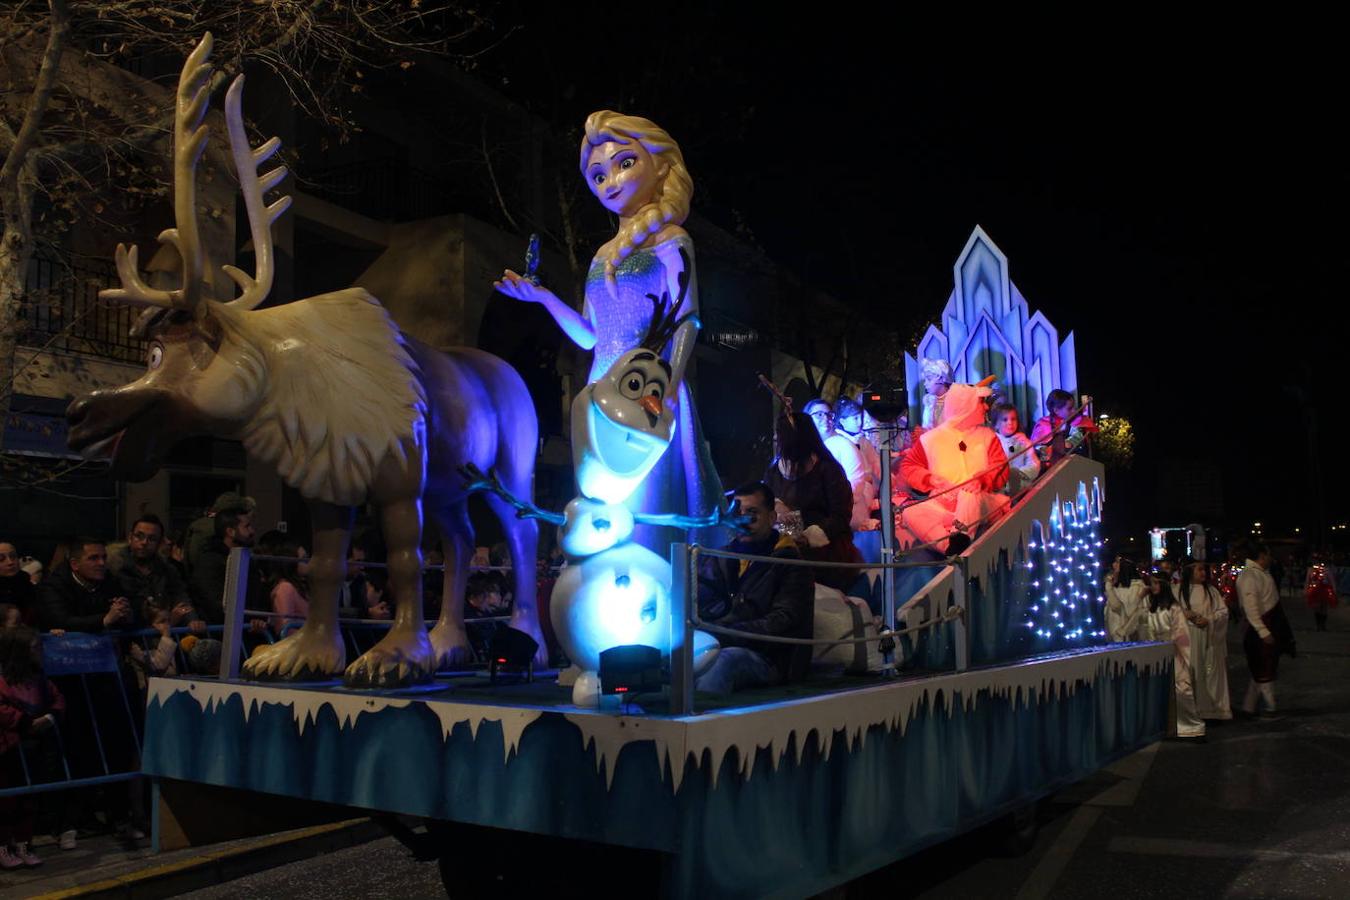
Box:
185 637 223 674
211 492 256 514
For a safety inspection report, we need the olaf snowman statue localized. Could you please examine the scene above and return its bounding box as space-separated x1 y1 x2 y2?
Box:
468 247 728 706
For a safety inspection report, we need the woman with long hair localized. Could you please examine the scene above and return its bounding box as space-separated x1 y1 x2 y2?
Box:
1145 572 1205 739
494 111 723 555
763 412 859 592
256 535 310 637
1181 561 1231 720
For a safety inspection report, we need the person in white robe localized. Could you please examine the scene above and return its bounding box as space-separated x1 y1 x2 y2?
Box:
806 399 876 532
832 397 881 531
1182 561 1231 719
1144 574 1205 738
1104 557 1148 642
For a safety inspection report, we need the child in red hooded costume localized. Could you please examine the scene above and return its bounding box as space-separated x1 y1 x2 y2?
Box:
899 379 1010 554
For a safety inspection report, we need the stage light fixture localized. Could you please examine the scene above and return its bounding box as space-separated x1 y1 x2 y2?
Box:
488 626 540 685
599 644 663 697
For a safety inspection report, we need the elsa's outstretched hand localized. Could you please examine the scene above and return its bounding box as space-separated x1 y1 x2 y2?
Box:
494 269 597 350
494 269 558 305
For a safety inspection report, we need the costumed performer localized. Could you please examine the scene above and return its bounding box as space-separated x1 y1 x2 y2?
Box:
1305 558 1337 632
1104 556 1147 642
1144 573 1205 739
918 358 953 430
1238 542 1294 718
899 378 1010 554
1182 560 1231 719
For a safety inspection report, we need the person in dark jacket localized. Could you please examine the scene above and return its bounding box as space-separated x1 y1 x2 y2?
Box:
0 542 37 627
113 515 207 636
36 539 136 634
34 541 143 838
190 509 256 625
763 411 859 591
695 482 815 693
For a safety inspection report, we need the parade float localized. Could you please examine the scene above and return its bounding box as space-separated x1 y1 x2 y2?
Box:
68 37 1171 898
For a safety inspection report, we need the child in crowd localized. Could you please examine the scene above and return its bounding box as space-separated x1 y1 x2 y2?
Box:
1 627 71 867
127 605 178 690
990 403 1040 496
1029 389 1095 465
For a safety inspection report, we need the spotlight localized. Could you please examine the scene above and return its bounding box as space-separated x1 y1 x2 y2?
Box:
599 644 663 697
862 380 908 423
488 626 539 685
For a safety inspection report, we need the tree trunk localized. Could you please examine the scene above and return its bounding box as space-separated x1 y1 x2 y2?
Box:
0 0 69 453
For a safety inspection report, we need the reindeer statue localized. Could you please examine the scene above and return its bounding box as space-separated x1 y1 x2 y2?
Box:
65 34 542 687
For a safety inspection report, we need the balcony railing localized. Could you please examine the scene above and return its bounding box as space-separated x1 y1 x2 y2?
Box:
17 254 147 365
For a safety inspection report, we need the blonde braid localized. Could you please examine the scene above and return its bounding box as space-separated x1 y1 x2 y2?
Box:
580 111 693 284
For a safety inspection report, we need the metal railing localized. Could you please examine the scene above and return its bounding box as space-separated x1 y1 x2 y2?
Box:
0 629 182 800
217 549 540 680
668 544 968 716
17 253 147 364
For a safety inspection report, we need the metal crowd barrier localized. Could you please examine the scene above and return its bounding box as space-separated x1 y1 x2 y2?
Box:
668 544 970 716
0 631 160 800
218 550 534 679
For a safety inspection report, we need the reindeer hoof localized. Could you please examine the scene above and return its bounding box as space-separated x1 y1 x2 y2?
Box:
344 628 437 688
508 613 550 668
429 623 476 669
242 630 345 682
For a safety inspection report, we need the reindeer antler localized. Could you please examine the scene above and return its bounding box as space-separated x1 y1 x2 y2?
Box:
100 33 215 311
221 74 291 310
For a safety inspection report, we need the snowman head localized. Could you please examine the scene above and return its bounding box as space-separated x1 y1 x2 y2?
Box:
573 347 677 503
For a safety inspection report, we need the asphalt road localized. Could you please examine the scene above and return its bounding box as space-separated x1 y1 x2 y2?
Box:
174 593 1349 900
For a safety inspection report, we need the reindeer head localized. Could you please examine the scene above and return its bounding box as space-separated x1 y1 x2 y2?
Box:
67 34 292 480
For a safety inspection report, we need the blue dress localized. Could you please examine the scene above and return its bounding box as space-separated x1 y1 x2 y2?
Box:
583 233 725 555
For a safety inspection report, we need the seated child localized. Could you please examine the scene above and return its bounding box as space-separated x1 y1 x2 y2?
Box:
990 403 1040 495
1029 389 1095 465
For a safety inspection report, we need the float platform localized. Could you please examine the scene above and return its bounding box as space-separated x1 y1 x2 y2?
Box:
144 641 1170 898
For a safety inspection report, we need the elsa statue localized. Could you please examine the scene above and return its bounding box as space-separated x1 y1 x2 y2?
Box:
495 111 723 554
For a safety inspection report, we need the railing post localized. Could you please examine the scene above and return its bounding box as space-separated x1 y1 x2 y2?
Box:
951 555 969 672
878 422 899 676
669 542 695 716
219 547 250 680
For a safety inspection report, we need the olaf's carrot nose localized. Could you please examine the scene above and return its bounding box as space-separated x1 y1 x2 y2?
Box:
640 395 662 417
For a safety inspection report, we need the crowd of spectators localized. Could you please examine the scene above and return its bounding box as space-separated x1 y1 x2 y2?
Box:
1 488 569 868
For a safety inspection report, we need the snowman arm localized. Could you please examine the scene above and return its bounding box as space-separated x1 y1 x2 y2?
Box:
634 500 751 534
459 464 566 525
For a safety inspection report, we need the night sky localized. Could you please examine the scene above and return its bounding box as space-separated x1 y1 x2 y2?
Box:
476 7 1345 540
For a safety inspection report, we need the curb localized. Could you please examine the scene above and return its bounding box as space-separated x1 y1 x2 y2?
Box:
29 818 385 899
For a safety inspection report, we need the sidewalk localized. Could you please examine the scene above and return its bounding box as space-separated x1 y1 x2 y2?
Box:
2 817 384 899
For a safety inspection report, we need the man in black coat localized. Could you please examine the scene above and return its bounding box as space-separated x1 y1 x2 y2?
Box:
190 508 256 624
695 481 815 693
115 514 209 636
37 538 136 633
